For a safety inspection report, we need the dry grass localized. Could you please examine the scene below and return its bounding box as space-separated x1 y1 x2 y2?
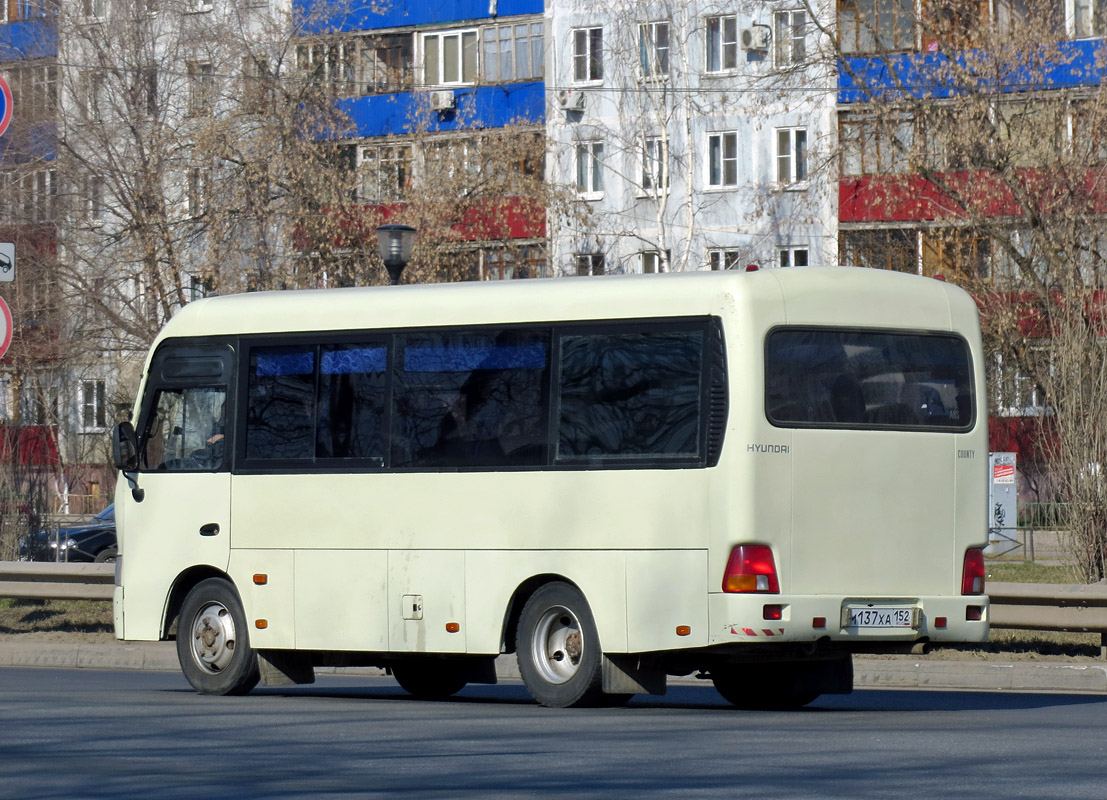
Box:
0 598 115 642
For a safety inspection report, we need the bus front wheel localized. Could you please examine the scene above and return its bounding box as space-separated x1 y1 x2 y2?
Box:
176 578 260 696
516 582 628 708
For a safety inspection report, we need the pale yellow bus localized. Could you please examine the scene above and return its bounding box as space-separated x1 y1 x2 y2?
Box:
111 267 989 708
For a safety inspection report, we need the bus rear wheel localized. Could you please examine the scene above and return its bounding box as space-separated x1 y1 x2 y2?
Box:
176 578 260 696
516 582 629 708
711 661 842 710
391 661 468 700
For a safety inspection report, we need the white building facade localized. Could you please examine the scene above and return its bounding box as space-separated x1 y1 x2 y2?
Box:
545 0 839 276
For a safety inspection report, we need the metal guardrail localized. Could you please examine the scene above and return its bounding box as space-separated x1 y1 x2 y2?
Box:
0 569 1104 643
0 562 114 601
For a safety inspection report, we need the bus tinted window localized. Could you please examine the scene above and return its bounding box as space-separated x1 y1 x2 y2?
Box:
765 329 974 430
557 329 703 460
317 345 387 460
247 346 315 460
391 330 549 468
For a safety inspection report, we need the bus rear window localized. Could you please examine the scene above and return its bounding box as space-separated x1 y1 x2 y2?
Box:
765 328 974 431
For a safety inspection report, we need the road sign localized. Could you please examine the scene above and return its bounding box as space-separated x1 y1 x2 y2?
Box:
0 295 12 360
0 75 11 138
0 243 13 281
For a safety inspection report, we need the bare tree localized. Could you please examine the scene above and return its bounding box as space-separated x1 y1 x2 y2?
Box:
816 0 1107 578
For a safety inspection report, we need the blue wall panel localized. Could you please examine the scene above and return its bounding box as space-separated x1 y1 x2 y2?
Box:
0 19 57 61
333 81 544 138
839 39 1105 103
297 0 543 34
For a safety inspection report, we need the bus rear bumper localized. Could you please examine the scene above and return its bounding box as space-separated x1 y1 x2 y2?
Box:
707 593 989 647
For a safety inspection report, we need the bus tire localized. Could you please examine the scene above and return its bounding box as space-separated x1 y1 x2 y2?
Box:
392 662 468 700
516 582 624 708
176 578 260 696
711 663 820 710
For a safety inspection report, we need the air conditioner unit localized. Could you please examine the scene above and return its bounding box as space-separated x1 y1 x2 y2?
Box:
557 89 586 111
741 26 770 51
429 90 456 111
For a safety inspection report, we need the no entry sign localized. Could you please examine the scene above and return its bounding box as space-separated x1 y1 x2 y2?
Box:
0 75 11 138
0 295 12 360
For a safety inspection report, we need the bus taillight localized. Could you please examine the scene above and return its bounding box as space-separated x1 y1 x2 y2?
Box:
722 545 780 593
961 548 986 595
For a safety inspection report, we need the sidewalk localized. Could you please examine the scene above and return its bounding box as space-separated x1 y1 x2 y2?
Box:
2 639 1107 694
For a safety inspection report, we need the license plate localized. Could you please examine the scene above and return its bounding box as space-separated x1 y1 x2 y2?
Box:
844 606 916 628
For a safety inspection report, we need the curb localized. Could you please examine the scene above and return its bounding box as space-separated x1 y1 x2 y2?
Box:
2 640 1105 694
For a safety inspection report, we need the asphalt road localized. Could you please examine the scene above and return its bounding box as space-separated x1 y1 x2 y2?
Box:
3 667 1107 799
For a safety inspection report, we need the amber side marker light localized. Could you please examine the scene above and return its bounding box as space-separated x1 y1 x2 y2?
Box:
255 619 268 629
445 622 460 633
253 574 268 585
676 625 691 636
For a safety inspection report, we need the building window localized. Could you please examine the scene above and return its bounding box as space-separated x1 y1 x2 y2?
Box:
19 169 56 223
1076 0 1106 37
707 249 741 270
190 274 216 301
641 135 667 193
838 0 914 53
572 27 603 83
840 229 918 273
840 115 913 175
359 144 411 203
82 71 106 122
482 22 544 82
990 351 1049 417
774 10 806 67
81 380 107 430
298 41 359 97
575 141 604 197
83 174 104 223
575 252 605 276
422 29 478 86
82 0 104 18
639 21 670 79
188 167 209 217
641 250 669 273
482 245 545 280
706 14 738 72
187 61 214 115
775 127 808 184
778 246 809 267
360 33 414 93
707 131 738 187
9 62 57 123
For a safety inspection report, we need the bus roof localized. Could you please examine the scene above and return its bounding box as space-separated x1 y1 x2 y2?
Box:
151 268 976 346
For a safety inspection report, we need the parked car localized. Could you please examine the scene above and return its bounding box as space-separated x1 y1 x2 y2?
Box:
18 504 117 563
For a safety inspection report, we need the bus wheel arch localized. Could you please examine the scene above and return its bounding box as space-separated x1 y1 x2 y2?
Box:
163 565 235 640
501 573 578 655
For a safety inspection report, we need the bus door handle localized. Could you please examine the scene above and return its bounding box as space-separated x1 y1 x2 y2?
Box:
199 523 220 537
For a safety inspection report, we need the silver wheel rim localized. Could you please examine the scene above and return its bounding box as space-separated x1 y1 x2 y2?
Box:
189 601 238 675
530 604 584 685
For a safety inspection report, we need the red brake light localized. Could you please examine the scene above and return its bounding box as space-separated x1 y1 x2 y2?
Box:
722 545 780 593
962 548 985 595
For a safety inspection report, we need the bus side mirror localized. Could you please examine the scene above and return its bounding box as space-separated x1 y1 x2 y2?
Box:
112 421 139 472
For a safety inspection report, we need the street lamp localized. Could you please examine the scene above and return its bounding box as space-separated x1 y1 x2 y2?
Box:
376 224 416 285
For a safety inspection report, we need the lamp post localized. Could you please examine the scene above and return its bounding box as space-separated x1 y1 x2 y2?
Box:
376 224 416 285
